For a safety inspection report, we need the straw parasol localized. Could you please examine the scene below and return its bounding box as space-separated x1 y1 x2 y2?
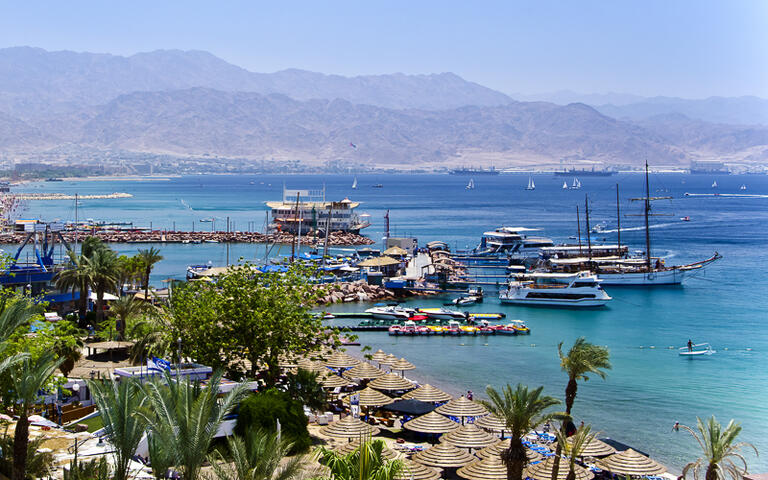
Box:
389 357 416 375
323 351 361 369
319 416 380 439
475 413 507 433
440 423 498 450
476 439 542 462
334 440 398 460
381 353 399 365
403 384 453 403
368 373 415 392
344 362 384 379
525 456 595 480
435 396 488 418
321 374 352 389
562 436 616 457
412 441 475 469
457 455 509 480
357 256 401 267
395 460 441 480
596 448 666 476
342 387 394 408
371 349 388 363
403 411 460 435
383 246 409 257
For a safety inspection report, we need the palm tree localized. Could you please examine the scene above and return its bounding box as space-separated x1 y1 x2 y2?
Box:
85 248 119 324
554 424 596 480
88 377 148 480
110 295 148 340
9 351 63 480
208 428 306 480
139 371 248 480
478 384 561 480
681 416 757 480
317 438 403 480
551 337 611 480
137 247 164 303
126 310 173 365
55 250 93 323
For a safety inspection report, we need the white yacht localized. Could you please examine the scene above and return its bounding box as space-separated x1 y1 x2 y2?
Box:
365 305 416 320
470 227 554 258
417 307 466 320
499 271 612 307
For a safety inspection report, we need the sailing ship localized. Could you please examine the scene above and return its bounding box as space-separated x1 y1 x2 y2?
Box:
712 180 718 188
740 184 746 190
570 178 581 189
352 177 358 189
562 181 568 189
525 176 535 190
466 178 475 190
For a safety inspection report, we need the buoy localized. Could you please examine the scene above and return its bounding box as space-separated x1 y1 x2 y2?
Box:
650 346 655 349
746 348 752 351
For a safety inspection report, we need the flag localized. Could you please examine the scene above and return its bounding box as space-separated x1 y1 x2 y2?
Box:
148 356 171 372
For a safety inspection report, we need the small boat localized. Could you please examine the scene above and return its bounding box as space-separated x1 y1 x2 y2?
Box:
200 218 214 223
712 180 718 188
679 343 715 357
466 178 475 190
740 184 747 190
372 184 383 188
451 295 479 306
418 307 466 320
680 216 691 222
525 176 535 190
366 305 416 320
352 177 358 189
562 181 568 189
571 178 581 189
509 320 530 334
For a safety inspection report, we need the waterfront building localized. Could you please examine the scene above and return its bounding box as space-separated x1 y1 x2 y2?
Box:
266 186 370 234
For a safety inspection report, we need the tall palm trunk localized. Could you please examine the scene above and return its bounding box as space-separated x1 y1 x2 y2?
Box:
12 413 29 480
503 438 527 480
97 292 105 325
144 267 150 303
551 378 578 480
564 378 578 414
78 280 88 322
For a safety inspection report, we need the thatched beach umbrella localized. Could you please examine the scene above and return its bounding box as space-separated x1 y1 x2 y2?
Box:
342 387 394 408
381 353 399 365
395 460 441 480
435 395 488 420
389 357 416 376
596 448 666 477
561 436 616 457
368 373 415 392
383 246 409 257
525 456 595 480
441 423 497 450
403 411 460 435
457 456 509 480
319 416 380 439
475 413 507 433
323 351 360 369
334 440 398 460
321 374 352 389
403 384 453 403
344 362 384 380
371 349 388 363
412 441 474 469
476 439 542 462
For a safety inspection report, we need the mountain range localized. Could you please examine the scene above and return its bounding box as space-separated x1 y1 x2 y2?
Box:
0 46 766 168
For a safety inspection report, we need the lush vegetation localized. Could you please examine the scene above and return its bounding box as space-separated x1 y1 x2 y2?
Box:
235 389 312 454
316 438 403 480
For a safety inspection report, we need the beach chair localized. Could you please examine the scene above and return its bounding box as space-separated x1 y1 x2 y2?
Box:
317 414 329 426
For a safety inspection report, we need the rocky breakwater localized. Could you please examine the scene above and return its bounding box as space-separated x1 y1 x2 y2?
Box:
0 230 375 246
313 280 436 305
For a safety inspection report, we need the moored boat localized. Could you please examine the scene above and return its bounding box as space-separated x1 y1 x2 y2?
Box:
500 271 612 307
366 305 416 320
418 307 466 320
679 343 715 357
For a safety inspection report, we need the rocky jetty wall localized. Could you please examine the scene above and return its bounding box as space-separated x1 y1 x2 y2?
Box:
313 280 436 305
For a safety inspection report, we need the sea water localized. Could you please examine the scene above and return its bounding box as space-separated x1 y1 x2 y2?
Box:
11 173 768 471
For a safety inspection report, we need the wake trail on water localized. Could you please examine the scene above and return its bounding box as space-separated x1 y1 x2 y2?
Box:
180 198 195 211
684 193 768 198
599 222 676 233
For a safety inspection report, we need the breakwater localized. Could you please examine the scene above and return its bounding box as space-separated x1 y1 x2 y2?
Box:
313 280 436 305
5 192 133 200
0 230 375 246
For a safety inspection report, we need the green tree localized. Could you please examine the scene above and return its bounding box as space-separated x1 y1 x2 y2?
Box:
55 251 93 323
169 264 332 385
478 384 561 480
88 378 148 480
8 351 63 480
116 255 144 296
110 295 148 340
208 428 307 480
316 438 403 480
137 247 164 303
284 367 326 412
125 310 173 364
139 371 248 480
551 337 611 480
85 248 119 324
554 423 596 480
681 416 758 480
235 390 311 454
38 320 85 376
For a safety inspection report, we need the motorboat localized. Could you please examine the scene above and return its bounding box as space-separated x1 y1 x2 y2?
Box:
418 307 466 320
451 295 480 306
465 227 554 258
680 216 691 222
365 305 416 320
679 343 715 357
508 320 530 334
500 271 612 307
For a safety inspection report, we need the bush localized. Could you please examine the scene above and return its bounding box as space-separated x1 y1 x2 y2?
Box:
235 389 311 453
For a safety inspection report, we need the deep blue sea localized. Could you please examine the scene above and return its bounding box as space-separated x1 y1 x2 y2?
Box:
9 173 768 472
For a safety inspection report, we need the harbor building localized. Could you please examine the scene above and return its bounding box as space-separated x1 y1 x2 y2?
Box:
266 186 370 234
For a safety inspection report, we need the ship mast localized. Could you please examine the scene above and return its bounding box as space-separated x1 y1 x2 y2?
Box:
616 184 621 253
584 195 592 261
644 161 651 270
576 205 582 254
74 193 78 254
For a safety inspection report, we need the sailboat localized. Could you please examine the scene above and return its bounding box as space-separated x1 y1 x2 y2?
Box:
740 184 746 190
466 178 475 190
352 177 358 189
525 176 535 190
711 180 718 188
570 178 581 189
562 181 568 189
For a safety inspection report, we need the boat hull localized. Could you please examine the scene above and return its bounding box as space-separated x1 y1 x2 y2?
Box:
499 296 610 307
598 269 685 285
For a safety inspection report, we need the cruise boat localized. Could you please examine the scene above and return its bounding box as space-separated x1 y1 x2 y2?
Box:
465 227 554 258
365 305 416 320
499 271 612 307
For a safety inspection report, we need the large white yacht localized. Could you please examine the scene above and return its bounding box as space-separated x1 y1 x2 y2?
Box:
499 271 612 307
468 227 554 259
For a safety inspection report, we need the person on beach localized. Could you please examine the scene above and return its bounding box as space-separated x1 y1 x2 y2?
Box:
466 390 473 400
687 339 693 352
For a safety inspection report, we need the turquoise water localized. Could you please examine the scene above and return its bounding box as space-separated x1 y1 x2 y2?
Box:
10 173 768 472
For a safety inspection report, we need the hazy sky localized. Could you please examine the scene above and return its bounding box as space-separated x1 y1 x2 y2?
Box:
1 0 766 98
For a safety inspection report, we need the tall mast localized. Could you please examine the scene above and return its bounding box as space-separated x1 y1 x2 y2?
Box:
291 193 300 262
322 204 332 266
576 205 582 254
644 161 652 270
584 195 592 261
74 193 78 254
616 184 621 253
296 194 302 258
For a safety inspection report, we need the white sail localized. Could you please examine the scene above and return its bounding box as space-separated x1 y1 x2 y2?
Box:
712 180 718 188
466 178 475 189
571 177 581 189
562 181 568 189
525 176 535 190
352 177 358 189
740 184 746 190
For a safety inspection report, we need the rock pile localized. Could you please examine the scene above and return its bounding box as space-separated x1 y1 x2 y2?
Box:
313 280 436 305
